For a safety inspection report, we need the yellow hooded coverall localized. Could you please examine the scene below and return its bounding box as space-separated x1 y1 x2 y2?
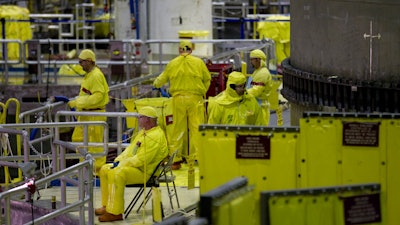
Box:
69 66 109 172
208 71 263 125
153 49 211 162
248 49 272 126
98 125 168 215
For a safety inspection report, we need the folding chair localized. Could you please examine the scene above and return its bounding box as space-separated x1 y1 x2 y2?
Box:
124 159 166 219
157 150 180 210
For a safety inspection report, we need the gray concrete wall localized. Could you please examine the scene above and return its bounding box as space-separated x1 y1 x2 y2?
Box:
290 0 400 82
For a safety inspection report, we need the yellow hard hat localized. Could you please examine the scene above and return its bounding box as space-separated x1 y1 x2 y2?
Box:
227 71 246 86
78 49 96 62
138 106 158 118
179 40 193 50
250 49 266 60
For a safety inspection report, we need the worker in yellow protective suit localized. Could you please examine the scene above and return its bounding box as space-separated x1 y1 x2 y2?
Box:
256 15 290 65
95 106 169 222
208 71 263 125
67 49 109 173
247 49 272 126
153 40 211 170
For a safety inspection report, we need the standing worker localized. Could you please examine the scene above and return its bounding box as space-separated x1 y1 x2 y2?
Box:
153 40 211 170
208 71 263 125
95 106 169 222
247 49 273 126
67 49 109 174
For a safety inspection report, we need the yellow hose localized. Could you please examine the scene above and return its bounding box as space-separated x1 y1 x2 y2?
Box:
0 102 6 123
4 98 23 184
0 102 11 186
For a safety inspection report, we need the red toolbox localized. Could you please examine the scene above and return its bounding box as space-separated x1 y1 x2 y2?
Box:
206 63 233 98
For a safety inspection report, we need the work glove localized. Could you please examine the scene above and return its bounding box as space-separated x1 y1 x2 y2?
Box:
68 99 77 109
152 87 170 98
111 161 119 169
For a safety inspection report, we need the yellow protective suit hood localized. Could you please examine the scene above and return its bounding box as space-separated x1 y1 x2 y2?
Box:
79 49 96 62
138 106 158 118
215 71 247 105
179 40 193 56
250 49 267 67
208 71 264 125
250 49 266 60
179 40 193 50
227 71 247 86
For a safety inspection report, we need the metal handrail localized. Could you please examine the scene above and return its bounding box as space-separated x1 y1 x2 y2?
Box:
0 127 30 167
18 100 65 123
0 39 23 64
22 38 145 84
0 39 23 85
0 121 109 173
29 13 75 46
55 110 138 155
0 158 94 225
1 38 275 85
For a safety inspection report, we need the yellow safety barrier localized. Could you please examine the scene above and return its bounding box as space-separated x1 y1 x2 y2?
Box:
198 125 300 225
385 118 400 225
198 177 256 225
198 126 299 194
299 116 385 187
198 112 400 225
261 183 382 225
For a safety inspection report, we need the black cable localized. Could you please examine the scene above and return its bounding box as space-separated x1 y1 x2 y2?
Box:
30 196 35 225
27 186 35 224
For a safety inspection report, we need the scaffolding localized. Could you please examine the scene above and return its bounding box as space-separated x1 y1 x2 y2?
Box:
75 3 95 50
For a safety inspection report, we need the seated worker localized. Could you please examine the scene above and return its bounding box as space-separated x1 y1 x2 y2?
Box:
207 71 264 125
95 106 169 222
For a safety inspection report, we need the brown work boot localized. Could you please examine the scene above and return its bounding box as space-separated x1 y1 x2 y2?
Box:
98 212 123 222
172 162 181 170
94 206 106 216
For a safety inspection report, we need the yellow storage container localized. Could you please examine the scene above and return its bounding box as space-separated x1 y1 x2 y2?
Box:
0 5 32 60
178 30 211 56
94 13 111 38
178 30 209 39
198 113 400 225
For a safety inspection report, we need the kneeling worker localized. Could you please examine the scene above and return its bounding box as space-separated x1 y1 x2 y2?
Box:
208 71 264 125
95 106 169 222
